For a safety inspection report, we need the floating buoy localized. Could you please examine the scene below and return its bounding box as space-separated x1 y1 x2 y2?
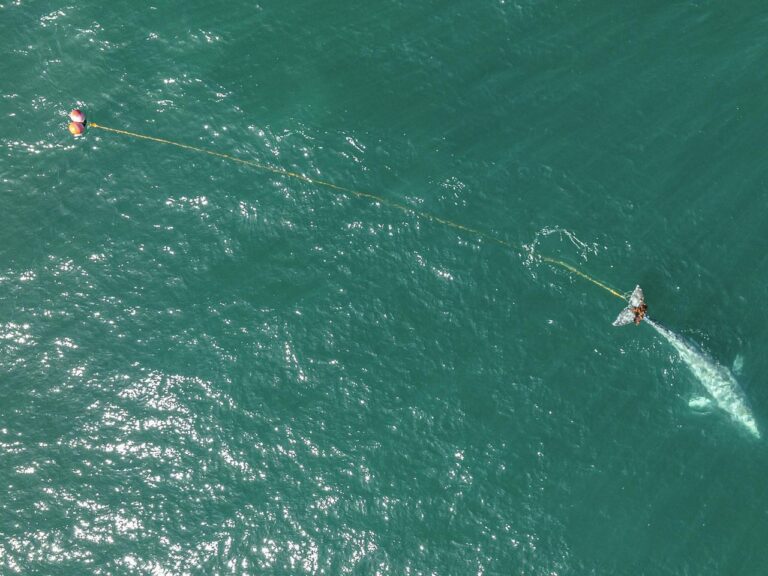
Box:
68 121 85 137
69 109 86 123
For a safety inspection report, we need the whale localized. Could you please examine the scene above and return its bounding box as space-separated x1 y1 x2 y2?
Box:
644 317 760 438
612 286 760 438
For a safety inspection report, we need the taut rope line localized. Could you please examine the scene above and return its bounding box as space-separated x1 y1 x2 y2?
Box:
88 121 627 302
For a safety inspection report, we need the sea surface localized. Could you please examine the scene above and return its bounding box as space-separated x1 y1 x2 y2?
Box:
2 1 768 574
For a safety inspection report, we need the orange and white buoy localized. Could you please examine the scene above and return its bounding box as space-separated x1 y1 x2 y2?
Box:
67 108 86 137
68 121 85 137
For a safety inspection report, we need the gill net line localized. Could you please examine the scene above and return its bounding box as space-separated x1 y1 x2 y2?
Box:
88 121 628 302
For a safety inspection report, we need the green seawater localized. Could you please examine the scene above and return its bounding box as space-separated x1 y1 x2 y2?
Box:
2 1 768 574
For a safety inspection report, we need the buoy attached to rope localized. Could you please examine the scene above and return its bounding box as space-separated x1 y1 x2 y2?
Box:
68 108 86 137
69 109 86 123
68 121 85 136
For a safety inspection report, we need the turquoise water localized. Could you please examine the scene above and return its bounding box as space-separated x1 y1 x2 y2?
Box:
2 1 768 574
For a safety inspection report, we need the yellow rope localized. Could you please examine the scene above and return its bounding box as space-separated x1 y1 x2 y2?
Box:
540 256 627 301
88 121 627 302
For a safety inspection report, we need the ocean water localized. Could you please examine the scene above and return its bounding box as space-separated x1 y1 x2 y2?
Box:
2 1 768 574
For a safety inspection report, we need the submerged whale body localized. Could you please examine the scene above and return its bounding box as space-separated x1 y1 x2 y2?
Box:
645 318 760 438
613 286 760 438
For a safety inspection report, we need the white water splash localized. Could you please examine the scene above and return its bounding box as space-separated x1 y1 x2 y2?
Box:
522 226 599 267
645 318 760 438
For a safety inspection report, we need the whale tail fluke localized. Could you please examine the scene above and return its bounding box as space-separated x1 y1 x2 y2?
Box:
613 285 647 326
